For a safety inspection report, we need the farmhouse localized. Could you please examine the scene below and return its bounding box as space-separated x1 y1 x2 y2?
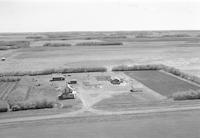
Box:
65 84 73 93
58 84 76 100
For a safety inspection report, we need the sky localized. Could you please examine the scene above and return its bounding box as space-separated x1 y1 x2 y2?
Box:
0 0 199 32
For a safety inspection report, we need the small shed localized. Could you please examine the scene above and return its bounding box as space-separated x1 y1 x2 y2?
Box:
1 57 6 61
110 77 123 85
58 93 74 100
68 80 77 84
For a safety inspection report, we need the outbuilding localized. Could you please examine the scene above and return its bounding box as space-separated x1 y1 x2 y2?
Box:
68 80 77 84
1 57 6 61
50 74 65 81
110 77 123 85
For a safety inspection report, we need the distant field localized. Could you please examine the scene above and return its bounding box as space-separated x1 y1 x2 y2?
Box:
1 37 200 74
125 71 200 96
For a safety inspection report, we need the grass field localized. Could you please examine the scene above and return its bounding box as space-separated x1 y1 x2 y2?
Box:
1 109 200 138
93 93 156 110
125 70 200 96
0 31 200 74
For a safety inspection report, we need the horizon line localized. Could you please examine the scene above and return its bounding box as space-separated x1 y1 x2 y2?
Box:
0 29 200 34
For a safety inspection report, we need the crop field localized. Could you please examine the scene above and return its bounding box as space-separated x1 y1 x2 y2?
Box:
0 76 82 112
125 70 200 96
0 82 18 100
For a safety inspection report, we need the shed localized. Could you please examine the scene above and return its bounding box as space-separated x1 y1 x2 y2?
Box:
50 74 65 81
110 77 123 85
68 80 77 84
110 79 121 85
1 57 6 61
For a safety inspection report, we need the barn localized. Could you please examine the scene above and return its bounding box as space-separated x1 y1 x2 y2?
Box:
50 74 65 81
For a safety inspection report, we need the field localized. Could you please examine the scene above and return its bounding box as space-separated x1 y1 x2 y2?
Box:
1 109 200 138
0 82 18 100
0 31 200 75
125 70 200 96
1 31 200 137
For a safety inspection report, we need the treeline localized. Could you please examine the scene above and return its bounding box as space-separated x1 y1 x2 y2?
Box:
0 77 20 82
0 41 30 50
76 41 123 46
43 43 71 47
172 90 200 100
0 67 107 76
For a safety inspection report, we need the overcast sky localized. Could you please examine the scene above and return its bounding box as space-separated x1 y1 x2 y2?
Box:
0 0 199 32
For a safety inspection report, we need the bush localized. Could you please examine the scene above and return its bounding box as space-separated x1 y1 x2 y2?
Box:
43 43 71 47
161 34 190 38
161 65 200 85
0 77 20 82
9 99 56 111
0 41 30 49
0 41 30 50
172 90 200 100
0 41 30 46
61 67 107 73
135 33 152 38
0 100 9 112
0 46 9 50
26 36 42 39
